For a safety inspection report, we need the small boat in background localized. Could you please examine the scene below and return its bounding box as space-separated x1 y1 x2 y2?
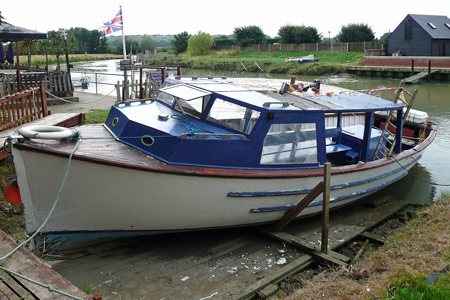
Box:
8 77 436 250
285 54 319 63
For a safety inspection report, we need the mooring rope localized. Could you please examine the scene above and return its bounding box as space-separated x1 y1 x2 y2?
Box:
0 134 83 299
46 87 116 104
390 155 450 187
0 266 84 300
0 135 81 261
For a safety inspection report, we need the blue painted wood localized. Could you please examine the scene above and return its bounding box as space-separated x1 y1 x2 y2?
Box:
228 157 419 198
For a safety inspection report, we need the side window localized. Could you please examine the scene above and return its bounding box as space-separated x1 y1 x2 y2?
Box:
156 91 175 106
261 123 318 165
207 98 260 134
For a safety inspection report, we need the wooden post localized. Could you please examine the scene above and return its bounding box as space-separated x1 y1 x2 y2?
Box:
139 67 143 99
15 42 22 89
321 162 331 253
411 59 414 75
40 82 48 117
272 181 324 232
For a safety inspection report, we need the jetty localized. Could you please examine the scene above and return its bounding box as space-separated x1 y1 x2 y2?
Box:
404 70 439 84
0 230 91 299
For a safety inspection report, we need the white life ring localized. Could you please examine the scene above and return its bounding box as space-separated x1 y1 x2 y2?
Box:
18 125 78 140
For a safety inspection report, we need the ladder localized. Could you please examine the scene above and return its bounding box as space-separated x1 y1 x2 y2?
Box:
372 81 418 160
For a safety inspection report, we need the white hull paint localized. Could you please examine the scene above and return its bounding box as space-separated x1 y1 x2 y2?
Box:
12 145 423 235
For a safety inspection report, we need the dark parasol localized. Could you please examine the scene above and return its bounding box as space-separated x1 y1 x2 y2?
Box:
0 11 47 87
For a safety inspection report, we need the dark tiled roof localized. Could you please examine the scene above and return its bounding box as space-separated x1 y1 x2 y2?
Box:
409 14 450 39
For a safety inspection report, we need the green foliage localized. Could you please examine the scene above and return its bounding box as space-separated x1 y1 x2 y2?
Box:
214 35 235 46
384 273 450 300
278 25 322 44
172 31 191 54
380 32 391 43
139 34 155 53
335 23 375 42
233 26 266 47
188 32 215 56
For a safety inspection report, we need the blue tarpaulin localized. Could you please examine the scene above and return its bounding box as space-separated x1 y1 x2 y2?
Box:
0 43 4 63
5 42 13 64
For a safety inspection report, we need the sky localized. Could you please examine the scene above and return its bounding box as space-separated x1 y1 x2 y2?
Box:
1 0 450 39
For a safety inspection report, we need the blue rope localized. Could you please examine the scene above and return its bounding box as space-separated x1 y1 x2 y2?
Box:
0 135 81 262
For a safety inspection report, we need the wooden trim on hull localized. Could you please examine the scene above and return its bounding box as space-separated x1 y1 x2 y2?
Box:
12 124 437 179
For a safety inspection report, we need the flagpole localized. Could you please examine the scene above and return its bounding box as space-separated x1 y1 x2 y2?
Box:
120 5 127 60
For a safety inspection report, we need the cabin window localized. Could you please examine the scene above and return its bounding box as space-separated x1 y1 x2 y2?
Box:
445 23 450 30
156 91 176 106
261 123 318 165
174 96 210 119
207 98 260 134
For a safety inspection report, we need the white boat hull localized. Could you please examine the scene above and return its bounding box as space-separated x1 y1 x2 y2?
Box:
12 144 423 235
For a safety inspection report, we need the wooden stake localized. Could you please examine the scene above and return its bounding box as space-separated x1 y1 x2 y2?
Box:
321 162 331 253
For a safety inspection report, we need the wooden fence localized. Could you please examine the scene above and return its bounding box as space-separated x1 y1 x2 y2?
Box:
0 71 73 99
215 41 384 53
0 83 48 132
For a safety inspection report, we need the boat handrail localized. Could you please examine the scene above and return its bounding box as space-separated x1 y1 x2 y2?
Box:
263 102 291 107
178 133 246 139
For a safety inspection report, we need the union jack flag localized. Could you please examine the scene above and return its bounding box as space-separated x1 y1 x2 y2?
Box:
100 9 123 39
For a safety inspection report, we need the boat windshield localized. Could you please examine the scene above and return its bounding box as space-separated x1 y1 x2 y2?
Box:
207 98 261 134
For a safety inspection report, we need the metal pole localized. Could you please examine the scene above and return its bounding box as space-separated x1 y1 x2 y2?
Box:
120 5 127 61
428 60 432 81
411 59 414 75
321 162 331 254
95 73 98 94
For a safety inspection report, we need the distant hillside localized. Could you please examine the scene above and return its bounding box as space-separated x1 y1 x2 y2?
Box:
107 34 174 47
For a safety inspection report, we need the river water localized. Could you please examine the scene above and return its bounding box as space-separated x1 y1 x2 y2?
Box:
72 60 450 202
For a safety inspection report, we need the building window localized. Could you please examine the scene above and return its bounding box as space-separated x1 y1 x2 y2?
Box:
427 22 437 29
404 21 412 40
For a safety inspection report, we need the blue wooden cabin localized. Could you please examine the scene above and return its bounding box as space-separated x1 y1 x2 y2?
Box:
105 78 404 169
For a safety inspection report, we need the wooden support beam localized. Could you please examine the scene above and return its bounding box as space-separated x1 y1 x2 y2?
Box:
359 232 386 244
260 230 348 267
272 181 324 232
351 239 370 265
237 255 314 300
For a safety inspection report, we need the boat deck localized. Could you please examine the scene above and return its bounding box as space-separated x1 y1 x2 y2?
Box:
0 113 85 160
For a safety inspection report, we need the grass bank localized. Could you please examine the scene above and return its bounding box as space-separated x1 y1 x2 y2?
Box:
278 194 450 300
146 51 363 76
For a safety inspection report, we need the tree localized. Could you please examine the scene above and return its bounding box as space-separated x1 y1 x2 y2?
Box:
214 35 235 46
187 32 215 56
48 30 65 72
172 31 190 54
139 35 155 53
233 26 265 47
335 23 375 42
278 25 321 44
380 32 390 43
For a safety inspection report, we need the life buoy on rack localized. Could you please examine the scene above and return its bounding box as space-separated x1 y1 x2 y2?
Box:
18 125 78 140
